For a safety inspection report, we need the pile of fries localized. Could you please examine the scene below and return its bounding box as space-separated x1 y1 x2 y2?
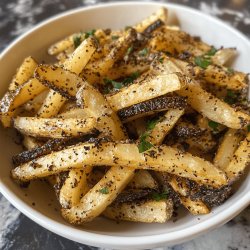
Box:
1 8 249 224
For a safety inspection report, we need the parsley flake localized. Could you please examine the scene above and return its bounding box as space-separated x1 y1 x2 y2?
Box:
227 67 235 74
126 46 133 55
111 35 119 40
104 78 123 90
224 90 237 105
146 118 159 130
73 35 82 49
247 125 250 132
206 47 217 56
194 47 217 69
208 121 219 131
99 187 109 194
125 26 132 31
138 139 153 153
152 191 168 201
138 48 149 57
194 56 211 69
85 29 96 39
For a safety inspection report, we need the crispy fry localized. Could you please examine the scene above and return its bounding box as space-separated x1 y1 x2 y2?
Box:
107 72 187 111
12 142 227 187
224 132 250 182
103 199 173 223
214 129 244 170
14 116 97 138
9 56 38 91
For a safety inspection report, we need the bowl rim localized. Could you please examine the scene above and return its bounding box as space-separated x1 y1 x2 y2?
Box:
0 1 249 249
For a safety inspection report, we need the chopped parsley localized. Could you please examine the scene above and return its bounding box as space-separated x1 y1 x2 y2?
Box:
138 139 153 153
104 78 123 90
194 46 217 69
99 187 109 194
227 67 235 74
126 46 133 55
206 47 217 56
194 56 211 69
125 26 132 31
224 90 237 105
248 125 250 132
208 120 219 131
73 35 82 49
85 29 96 39
111 35 119 40
146 117 160 130
152 191 168 201
104 72 140 93
138 48 149 57
159 57 164 63
138 117 160 153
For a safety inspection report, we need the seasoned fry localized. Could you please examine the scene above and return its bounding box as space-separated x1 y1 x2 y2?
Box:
9 56 38 91
212 48 236 66
12 142 227 187
107 72 187 111
178 81 250 129
128 170 158 190
148 108 184 145
214 129 244 170
0 78 46 114
14 116 97 138
134 7 167 33
224 132 250 182
62 166 135 224
180 197 210 215
103 199 173 223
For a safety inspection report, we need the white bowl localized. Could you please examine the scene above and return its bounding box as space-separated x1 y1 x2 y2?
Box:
0 2 249 249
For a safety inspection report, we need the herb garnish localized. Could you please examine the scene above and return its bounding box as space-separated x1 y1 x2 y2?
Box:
152 191 168 201
224 90 237 105
111 35 119 40
208 120 219 131
247 125 250 132
194 47 217 69
159 57 164 63
227 67 235 74
138 48 149 57
125 26 132 31
73 35 82 49
99 187 109 194
126 46 133 55
85 29 96 39
138 117 160 153
104 72 140 93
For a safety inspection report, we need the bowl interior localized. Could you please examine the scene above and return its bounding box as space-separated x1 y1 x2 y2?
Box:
0 2 249 248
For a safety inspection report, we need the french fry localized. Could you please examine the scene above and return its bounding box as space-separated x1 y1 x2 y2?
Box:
178 81 250 129
149 27 211 56
9 56 38 91
212 48 236 66
12 142 227 187
82 29 136 84
14 116 97 138
214 129 244 170
59 165 93 209
134 7 167 33
103 199 173 223
107 72 187 111
224 132 250 182
128 170 158 190
148 108 184 145
0 78 47 113
180 197 210 215
61 166 135 224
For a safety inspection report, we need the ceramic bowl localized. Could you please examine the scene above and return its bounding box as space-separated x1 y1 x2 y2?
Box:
0 2 249 249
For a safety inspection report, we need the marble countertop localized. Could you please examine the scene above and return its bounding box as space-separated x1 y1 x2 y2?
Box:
0 0 249 249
